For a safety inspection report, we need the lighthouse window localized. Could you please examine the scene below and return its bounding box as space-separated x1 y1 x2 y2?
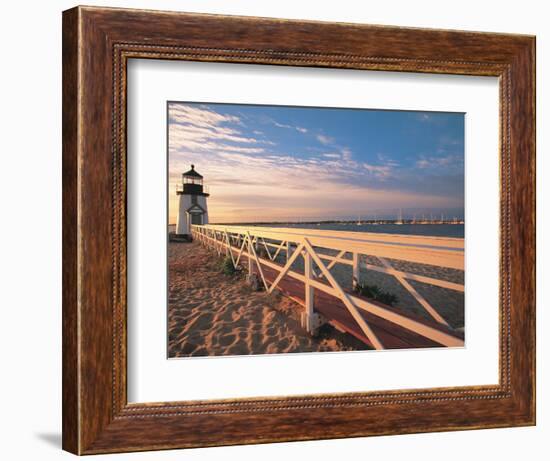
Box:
183 177 202 186
191 195 197 204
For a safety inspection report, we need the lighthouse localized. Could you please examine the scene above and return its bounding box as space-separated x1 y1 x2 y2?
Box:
175 165 209 238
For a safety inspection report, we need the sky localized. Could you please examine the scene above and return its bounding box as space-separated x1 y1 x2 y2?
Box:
168 102 464 224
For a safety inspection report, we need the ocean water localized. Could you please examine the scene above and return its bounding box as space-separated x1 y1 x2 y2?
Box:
170 222 464 238
268 223 464 238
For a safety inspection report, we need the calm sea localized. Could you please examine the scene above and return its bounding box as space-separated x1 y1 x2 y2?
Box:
269 223 464 238
170 223 464 238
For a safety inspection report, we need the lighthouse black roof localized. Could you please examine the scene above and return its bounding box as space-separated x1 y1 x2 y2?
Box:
182 164 203 178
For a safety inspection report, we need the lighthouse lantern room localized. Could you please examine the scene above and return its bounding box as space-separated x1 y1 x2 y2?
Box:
176 165 210 238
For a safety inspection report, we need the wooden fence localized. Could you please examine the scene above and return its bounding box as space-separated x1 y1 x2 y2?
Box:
191 224 464 350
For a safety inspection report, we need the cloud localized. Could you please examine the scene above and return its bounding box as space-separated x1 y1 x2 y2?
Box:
438 135 461 147
169 104 241 127
363 162 393 179
416 158 431 169
168 103 269 156
170 124 259 145
341 148 352 161
273 121 292 129
415 154 463 170
316 134 334 145
272 120 308 134
377 153 399 167
417 113 432 122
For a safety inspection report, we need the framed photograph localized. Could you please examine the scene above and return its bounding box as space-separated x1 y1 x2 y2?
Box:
62 6 535 454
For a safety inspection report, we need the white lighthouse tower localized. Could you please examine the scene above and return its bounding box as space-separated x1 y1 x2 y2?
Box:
175 165 209 238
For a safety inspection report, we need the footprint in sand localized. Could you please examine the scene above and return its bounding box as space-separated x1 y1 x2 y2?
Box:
226 339 248 355
276 338 290 351
218 334 236 347
191 347 208 357
185 312 214 332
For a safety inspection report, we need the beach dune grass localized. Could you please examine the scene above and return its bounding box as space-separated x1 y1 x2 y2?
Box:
219 255 236 276
354 282 398 306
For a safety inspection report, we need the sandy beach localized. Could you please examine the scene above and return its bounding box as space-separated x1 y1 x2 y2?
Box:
168 241 369 358
311 250 464 330
168 238 464 357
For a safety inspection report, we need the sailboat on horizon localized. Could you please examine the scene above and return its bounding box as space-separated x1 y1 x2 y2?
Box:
396 208 404 225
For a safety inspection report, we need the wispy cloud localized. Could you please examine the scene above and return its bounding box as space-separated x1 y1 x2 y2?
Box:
417 113 432 122
316 134 334 145
170 104 242 128
377 153 399 167
415 154 463 170
341 147 352 162
169 104 268 156
362 162 393 179
272 120 308 134
416 158 431 169
273 121 292 129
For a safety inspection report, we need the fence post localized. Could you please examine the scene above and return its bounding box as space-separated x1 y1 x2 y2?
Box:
286 241 292 262
352 252 360 290
247 236 253 275
304 249 314 332
224 231 229 257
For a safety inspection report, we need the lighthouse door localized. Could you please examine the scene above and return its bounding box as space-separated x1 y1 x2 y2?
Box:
191 213 202 225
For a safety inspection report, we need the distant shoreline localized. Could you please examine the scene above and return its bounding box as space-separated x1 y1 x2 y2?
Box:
168 221 465 239
169 219 465 226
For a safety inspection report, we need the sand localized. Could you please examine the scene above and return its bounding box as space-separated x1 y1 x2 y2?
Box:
298 249 465 330
256 245 465 329
168 241 369 358
168 239 465 358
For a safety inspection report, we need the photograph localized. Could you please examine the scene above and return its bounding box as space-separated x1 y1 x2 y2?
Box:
167 102 466 357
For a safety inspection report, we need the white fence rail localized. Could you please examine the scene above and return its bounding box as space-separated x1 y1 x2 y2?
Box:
191 224 464 350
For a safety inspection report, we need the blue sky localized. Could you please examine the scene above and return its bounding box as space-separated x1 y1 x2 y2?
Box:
168 102 464 223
